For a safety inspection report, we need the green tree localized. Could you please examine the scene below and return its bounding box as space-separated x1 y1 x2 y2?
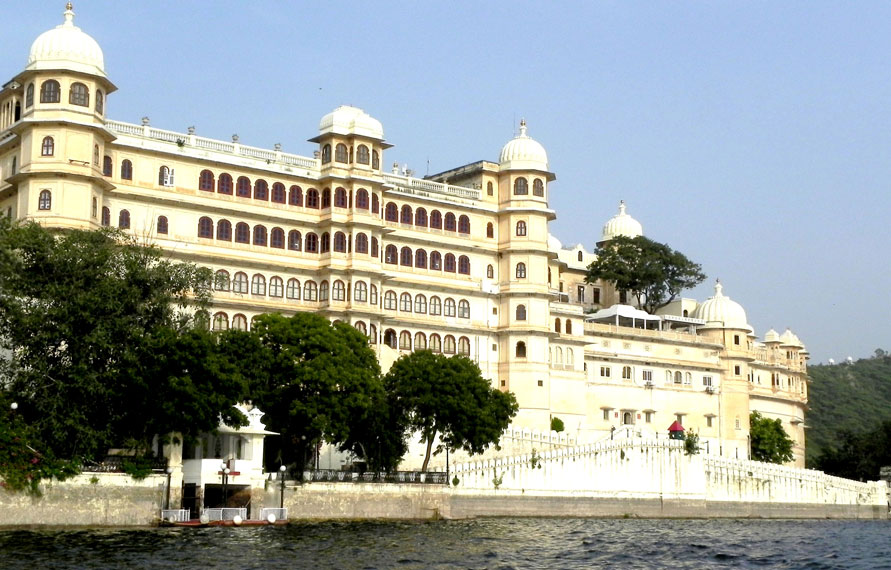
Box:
814 421 891 481
0 221 244 475
234 313 384 471
749 411 794 464
550 416 565 433
386 350 519 472
585 235 706 313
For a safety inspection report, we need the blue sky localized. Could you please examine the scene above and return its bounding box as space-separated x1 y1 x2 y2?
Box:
3 1 890 363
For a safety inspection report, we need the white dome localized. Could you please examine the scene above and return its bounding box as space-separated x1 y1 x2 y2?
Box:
27 4 105 78
499 120 549 171
318 105 383 140
694 281 752 332
601 201 643 242
779 328 804 348
547 234 563 251
763 329 781 343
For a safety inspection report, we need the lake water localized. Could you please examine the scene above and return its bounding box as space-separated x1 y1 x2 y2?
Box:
1 518 889 569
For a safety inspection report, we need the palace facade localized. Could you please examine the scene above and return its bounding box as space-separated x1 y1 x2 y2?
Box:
0 6 809 466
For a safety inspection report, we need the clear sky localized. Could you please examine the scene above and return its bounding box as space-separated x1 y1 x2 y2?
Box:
3 1 889 363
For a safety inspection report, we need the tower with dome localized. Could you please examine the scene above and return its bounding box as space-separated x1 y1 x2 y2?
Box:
0 5 809 469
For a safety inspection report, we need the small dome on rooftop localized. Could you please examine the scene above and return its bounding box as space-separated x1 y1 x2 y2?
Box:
500 120 549 171
764 329 781 343
318 105 384 140
27 4 106 78
548 234 563 251
601 201 643 242
694 281 752 332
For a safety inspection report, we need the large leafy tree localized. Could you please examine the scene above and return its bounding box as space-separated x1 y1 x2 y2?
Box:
232 313 384 471
749 411 794 464
386 351 519 472
585 235 706 313
813 421 891 481
0 220 244 468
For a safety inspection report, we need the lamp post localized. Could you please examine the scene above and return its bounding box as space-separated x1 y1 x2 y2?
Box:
220 462 230 508
165 466 173 510
279 465 287 509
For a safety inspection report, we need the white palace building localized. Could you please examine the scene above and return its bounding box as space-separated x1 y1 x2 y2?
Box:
0 5 810 469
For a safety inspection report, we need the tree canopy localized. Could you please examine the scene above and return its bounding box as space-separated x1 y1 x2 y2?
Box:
585 235 706 313
385 350 519 471
0 221 247 485
749 411 794 464
813 420 891 481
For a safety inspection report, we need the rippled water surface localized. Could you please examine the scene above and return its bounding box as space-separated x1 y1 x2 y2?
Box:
1 518 889 569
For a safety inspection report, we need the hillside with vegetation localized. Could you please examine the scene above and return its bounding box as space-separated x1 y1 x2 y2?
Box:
805 350 891 469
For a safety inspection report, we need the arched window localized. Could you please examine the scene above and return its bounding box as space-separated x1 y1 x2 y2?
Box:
458 215 470 234
415 249 427 269
303 280 318 301
516 262 526 278
40 80 60 103
384 290 397 310
516 341 527 358
356 144 370 164
306 189 320 208
41 136 54 156
444 213 457 232
235 222 250 243
443 335 456 355
236 176 251 197
623 412 633 426
95 90 104 115
414 294 427 314
458 336 470 356
158 166 175 187
385 245 398 265
370 284 378 305
383 329 397 349
371 237 379 257
214 270 230 292
487 264 494 279
334 187 348 208
233 272 249 294
157 215 168 234
102 155 112 176
486 222 494 238
335 143 348 163
514 177 528 195
444 298 456 317
320 232 330 253
38 190 52 210
430 210 443 229
516 304 527 321
120 159 133 180
101 207 110 226
69 82 89 106
430 334 442 353
516 221 527 236
458 255 470 275
119 209 131 229
321 144 331 163
400 246 413 266
253 225 267 246
555 318 561 333
25 83 34 107
212 312 229 332
354 281 367 302
199 170 214 191
323 188 332 208
305 233 318 253
372 194 380 214
400 293 412 312
414 208 428 227
566 320 573 334
675 371 683 384
430 251 442 271
487 181 494 196
285 230 301 251
232 314 248 331
385 202 398 222
444 253 456 273
577 251 583 262
272 182 286 203
415 332 427 350
355 233 368 254
430 296 442 316
254 179 268 200
533 179 545 197
250 274 266 295
372 150 380 169
401 205 413 224
355 321 368 336
286 278 300 300
270 227 285 249
198 217 213 238
356 188 369 209
93 144 100 166
334 232 347 253
332 280 346 301
458 300 470 319
289 185 303 206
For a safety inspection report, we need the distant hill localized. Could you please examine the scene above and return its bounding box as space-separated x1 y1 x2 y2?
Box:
805 350 891 466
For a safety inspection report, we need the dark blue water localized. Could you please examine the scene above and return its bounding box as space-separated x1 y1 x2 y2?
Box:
0 518 888 569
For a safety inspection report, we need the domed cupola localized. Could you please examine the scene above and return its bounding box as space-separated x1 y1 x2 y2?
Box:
694 280 753 332
27 3 106 78
600 200 643 243
317 105 384 140
763 329 781 344
779 328 804 348
499 119 549 171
